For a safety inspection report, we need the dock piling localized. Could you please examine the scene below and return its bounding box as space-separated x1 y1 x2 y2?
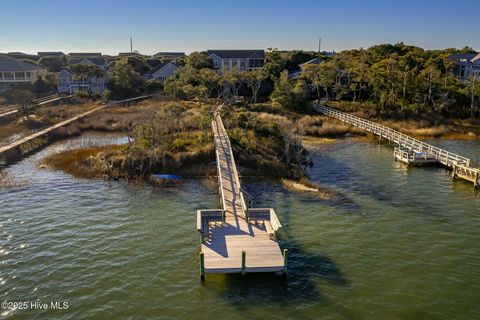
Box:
199 252 205 280
241 251 246 275
283 249 289 274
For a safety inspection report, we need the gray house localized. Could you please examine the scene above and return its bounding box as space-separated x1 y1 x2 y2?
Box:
144 62 179 82
57 58 109 94
0 58 46 92
206 50 265 72
57 69 106 94
450 53 480 82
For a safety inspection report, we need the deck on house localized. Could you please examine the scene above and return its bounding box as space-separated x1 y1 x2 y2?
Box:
197 106 285 276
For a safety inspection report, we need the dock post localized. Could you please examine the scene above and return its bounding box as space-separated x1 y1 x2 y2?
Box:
241 251 246 275
199 252 205 280
283 249 289 274
474 172 479 188
452 165 456 179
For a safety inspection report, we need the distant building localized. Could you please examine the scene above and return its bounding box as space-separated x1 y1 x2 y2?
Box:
144 62 179 82
68 52 102 57
299 57 323 69
57 69 106 94
450 53 480 82
70 57 109 70
57 57 109 94
38 52 65 57
152 52 186 58
0 58 46 92
206 50 265 72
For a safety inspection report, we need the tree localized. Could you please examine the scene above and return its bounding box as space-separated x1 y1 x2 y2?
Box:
302 62 336 103
270 71 308 111
186 52 213 69
38 56 65 72
110 58 141 96
224 69 244 100
11 89 35 120
198 68 222 101
244 69 268 103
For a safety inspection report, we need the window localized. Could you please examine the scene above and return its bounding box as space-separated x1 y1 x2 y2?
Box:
15 72 25 79
3 72 14 80
249 59 264 68
214 60 219 67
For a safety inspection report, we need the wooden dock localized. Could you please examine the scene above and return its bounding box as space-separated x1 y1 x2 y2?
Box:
0 94 157 166
197 105 286 278
315 104 480 188
0 94 73 121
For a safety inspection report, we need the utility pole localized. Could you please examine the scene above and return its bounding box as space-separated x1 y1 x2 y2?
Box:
130 37 133 54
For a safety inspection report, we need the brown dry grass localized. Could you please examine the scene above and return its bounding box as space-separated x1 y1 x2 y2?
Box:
41 145 125 179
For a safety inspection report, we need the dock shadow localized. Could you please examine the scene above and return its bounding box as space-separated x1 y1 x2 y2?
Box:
202 199 348 308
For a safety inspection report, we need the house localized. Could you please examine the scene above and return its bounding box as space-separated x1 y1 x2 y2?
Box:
0 58 46 92
38 52 65 57
144 62 179 82
450 53 480 82
57 68 106 94
68 52 102 57
70 57 109 70
299 57 323 69
206 50 265 72
152 52 186 58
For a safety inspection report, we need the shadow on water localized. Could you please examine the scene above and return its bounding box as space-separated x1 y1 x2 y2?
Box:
309 152 398 204
203 190 348 308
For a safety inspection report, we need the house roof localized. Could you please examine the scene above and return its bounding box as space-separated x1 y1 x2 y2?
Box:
71 57 107 67
145 62 179 75
449 53 477 61
38 52 65 57
152 52 186 58
206 50 265 59
68 52 102 57
472 53 480 63
0 58 45 72
300 57 323 66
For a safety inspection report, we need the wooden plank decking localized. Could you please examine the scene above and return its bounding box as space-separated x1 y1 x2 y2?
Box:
198 106 285 276
315 104 480 188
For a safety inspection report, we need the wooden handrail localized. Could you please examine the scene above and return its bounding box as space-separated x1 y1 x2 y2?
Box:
315 104 472 167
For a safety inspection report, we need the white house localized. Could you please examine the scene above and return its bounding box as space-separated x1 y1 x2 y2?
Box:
0 58 46 93
144 62 179 82
206 50 265 72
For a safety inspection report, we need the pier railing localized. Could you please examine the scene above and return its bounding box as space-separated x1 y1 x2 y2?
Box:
315 104 471 168
213 104 247 213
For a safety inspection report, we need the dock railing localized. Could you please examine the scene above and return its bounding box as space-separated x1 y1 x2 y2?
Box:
213 104 248 213
315 104 471 168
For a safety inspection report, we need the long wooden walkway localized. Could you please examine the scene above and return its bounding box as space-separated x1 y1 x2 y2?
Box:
0 94 73 121
315 104 479 188
197 105 286 277
0 94 157 166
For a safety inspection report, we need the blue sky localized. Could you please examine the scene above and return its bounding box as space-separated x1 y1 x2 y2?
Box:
0 0 478 55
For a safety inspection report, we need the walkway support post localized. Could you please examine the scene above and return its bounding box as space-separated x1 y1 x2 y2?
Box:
283 249 289 274
241 251 246 275
199 252 205 280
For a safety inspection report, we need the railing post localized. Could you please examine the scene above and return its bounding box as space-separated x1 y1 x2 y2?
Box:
241 251 246 275
283 249 289 274
199 252 205 280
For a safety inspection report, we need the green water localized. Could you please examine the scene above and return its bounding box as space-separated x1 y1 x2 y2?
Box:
1 134 479 320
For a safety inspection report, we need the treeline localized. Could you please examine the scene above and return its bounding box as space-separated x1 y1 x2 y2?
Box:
299 43 479 118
